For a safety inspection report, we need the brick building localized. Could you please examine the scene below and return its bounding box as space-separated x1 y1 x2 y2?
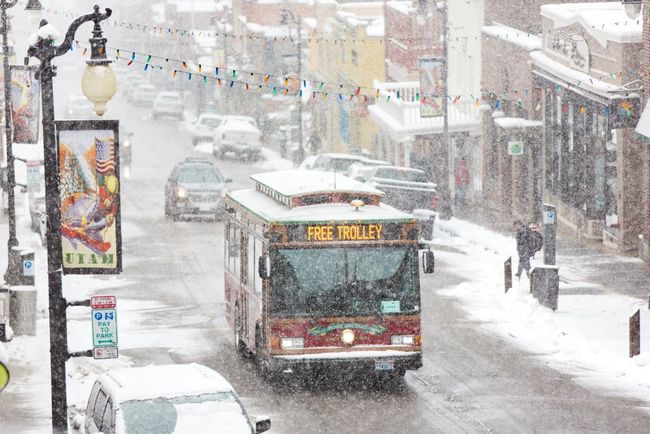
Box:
635 0 650 259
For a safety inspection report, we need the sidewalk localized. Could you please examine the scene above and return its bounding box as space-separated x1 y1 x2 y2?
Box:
456 204 650 301
431 207 650 406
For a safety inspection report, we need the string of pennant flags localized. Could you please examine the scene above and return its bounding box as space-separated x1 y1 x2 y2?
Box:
44 5 641 46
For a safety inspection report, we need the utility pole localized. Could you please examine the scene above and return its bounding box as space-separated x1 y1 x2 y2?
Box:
438 0 453 220
297 14 303 158
1 0 21 285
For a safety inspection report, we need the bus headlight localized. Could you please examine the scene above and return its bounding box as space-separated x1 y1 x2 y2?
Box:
176 187 188 199
280 337 304 349
391 335 415 345
340 329 355 346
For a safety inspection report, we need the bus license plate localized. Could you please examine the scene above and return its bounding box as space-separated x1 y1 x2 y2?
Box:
375 361 395 371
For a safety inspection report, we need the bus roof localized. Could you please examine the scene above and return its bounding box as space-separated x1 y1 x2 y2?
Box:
251 170 383 199
227 188 414 224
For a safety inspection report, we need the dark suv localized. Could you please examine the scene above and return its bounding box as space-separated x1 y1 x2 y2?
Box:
164 158 231 220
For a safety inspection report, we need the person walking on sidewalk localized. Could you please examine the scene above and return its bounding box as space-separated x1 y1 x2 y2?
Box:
454 157 470 209
513 220 531 280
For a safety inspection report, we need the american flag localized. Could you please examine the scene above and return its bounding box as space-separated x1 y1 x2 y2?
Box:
95 138 115 175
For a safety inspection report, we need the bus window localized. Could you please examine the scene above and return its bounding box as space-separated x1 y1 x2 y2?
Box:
232 228 241 279
225 222 230 272
248 236 255 286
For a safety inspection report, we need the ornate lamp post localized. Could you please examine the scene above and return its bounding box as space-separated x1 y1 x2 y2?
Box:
25 5 115 432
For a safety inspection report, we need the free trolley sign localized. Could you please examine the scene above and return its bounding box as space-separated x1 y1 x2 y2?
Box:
92 308 118 349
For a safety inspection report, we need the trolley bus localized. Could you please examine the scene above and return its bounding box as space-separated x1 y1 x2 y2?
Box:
223 170 434 377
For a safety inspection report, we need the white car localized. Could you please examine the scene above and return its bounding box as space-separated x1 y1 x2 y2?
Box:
152 91 184 120
310 153 390 173
212 116 263 161
189 113 223 145
64 95 94 119
74 363 271 434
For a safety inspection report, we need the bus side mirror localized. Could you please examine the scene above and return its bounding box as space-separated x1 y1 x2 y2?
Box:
255 415 271 433
258 256 271 279
422 251 435 274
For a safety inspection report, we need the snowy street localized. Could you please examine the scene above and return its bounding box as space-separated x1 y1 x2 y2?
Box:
1 61 649 432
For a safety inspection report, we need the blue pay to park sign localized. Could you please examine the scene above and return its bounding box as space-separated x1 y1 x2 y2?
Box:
92 308 118 347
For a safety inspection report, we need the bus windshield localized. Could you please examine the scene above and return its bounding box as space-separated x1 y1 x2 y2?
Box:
270 246 418 317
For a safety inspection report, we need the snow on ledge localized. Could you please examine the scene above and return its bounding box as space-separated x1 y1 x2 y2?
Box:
494 117 543 129
481 23 542 51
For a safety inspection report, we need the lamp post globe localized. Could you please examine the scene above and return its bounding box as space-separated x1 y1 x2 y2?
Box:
81 62 116 116
25 0 43 25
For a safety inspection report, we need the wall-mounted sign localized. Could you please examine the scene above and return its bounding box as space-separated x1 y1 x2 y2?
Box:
26 160 41 194
547 31 589 73
55 120 122 274
508 140 525 156
10 66 40 144
419 57 444 118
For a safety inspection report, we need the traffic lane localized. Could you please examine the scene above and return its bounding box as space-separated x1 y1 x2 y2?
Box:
417 249 650 433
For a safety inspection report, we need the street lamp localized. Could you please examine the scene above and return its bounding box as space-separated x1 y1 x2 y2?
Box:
435 0 452 220
2 0 44 286
24 0 42 25
280 8 305 164
621 0 642 20
25 5 114 433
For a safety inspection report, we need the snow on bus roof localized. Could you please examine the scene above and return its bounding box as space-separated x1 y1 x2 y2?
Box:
251 170 384 197
228 188 413 224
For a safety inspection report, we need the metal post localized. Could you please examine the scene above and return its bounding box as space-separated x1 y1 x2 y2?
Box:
437 0 452 220
26 7 113 432
504 257 512 293
297 15 303 158
629 309 640 358
543 203 557 265
1 0 21 285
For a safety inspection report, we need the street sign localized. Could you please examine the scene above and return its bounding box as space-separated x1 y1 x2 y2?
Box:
26 161 41 193
543 210 556 225
508 140 525 155
90 295 116 309
92 308 118 347
22 259 34 277
93 346 118 360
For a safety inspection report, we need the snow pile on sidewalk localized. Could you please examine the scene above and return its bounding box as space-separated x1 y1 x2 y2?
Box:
433 217 650 402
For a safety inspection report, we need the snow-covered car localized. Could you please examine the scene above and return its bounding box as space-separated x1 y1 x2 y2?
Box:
74 363 271 434
122 77 149 102
152 91 184 120
310 153 390 173
28 194 45 232
212 116 263 161
298 155 318 170
189 113 223 145
64 95 94 119
131 84 157 107
364 165 438 212
164 157 232 220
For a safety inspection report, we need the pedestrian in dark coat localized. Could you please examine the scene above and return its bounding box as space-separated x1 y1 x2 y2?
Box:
513 220 531 279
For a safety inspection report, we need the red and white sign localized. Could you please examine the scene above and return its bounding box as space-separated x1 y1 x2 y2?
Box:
90 295 116 309
93 346 118 360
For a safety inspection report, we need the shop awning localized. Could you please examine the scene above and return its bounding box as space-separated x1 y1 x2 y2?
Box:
635 99 650 141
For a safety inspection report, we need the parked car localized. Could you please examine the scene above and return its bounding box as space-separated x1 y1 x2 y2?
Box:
73 363 271 434
28 193 47 246
364 165 438 212
131 84 157 107
164 157 231 220
120 125 134 178
189 113 223 145
152 91 184 120
64 95 94 119
310 153 390 173
212 116 263 161
122 77 149 102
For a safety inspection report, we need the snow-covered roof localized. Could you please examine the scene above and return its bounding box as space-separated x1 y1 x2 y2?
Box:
494 117 544 129
228 189 412 224
251 170 383 198
99 364 235 403
386 1 415 16
540 2 642 48
170 0 223 13
481 23 542 51
531 50 638 98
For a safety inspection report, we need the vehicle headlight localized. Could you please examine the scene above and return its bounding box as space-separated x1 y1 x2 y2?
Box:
221 189 227 198
391 335 415 345
123 140 131 148
176 187 188 199
340 329 355 346
280 337 304 349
